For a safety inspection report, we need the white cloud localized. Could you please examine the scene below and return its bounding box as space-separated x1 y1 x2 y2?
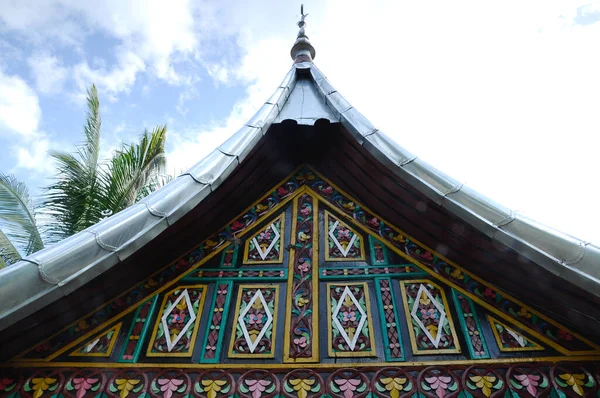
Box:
165 0 600 244
205 63 231 85
28 52 69 94
1 0 203 100
0 70 41 137
72 50 146 102
2 0 600 245
176 88 199 117
0 69 55 178
0 0 84 48
15 138 53 174
165 34 291 174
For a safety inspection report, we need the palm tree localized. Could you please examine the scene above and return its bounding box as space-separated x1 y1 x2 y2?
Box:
42 84 168 242
0 174 45 268
0 84 170 267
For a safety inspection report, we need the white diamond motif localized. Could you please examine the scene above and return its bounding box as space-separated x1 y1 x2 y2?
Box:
505 325 527 347
410 284 447 348
161 289 197 352
238 289 274 353
252 223 280 260
84 338 100 353
331 286 368 351
328 220 358 257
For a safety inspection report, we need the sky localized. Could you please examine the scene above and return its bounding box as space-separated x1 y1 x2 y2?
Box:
0 0 600 245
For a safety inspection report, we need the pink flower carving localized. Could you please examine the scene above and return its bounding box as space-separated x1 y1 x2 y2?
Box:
425 376 452 398
367 217 379 227
334 378 362 398
321 186 333 195
298 262 309 273
293 336 308 348
157 378 184 398
245 379 271 398
338 229 351 239
300 206 311 216
259 231 271 241
171 313 185 324
421 308 435 320
514 374 540 396
72 377 99 398
341 311 356 322
248 313 264 325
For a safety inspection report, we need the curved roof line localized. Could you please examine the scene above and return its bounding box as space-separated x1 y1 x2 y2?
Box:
0 60 598 331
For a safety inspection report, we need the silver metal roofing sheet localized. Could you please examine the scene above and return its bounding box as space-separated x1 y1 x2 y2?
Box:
140 175 211 225
275 77 336 125
1 58 599 332
218 125 262 161
0 66 298 330
363 131 417 166
308 64 600 298
185 150 238 188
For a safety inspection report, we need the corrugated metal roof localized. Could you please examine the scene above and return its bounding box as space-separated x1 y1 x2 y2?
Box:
1 45 598 332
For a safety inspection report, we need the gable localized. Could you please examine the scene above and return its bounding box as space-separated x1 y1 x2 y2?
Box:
6 166 599 362
2 166 599 398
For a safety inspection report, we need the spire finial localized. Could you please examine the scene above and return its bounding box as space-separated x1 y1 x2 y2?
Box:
291 4 316 62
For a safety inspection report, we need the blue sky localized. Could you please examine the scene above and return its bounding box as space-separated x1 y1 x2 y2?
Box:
1 0 600 244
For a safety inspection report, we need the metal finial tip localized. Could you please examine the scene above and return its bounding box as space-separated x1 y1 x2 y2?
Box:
299 4 308 25
291 4 315 61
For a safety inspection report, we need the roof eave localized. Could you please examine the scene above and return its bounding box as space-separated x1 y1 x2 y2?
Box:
1 58 598 332
307 64 600 295
0 66 298 331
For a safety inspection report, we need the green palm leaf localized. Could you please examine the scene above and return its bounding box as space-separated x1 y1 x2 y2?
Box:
103 125 167 213
42 84 104 239
39 84 169 245
136 173 174 202
0 173 44 259
0 229 22 268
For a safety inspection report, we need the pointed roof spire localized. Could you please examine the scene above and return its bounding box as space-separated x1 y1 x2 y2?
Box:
291 4 316 63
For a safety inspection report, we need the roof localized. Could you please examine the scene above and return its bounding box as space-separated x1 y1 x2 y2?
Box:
0 14 598 332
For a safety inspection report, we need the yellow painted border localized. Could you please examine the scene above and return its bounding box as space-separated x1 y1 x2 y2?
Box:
306 170 600 356
12 166 304 362
228 284 280 359
283 190 320 363
324 210 366 262
399 279 462 355
488 315 545 352
243 213 286 265
69 322 122 358
326 281 377 358
145 285 208 357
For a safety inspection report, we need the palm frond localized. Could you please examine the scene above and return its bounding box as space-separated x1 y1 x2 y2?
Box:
0 228 22 268
83 84 101 171
0 173 44 256
103 125 167 212
41 85 105 238
136 173 174 202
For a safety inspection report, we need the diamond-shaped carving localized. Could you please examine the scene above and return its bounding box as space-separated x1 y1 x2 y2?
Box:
70 323 122 357
410 284 447 348
161 289 197 352
329 220 358 257
488 315 544 352
325 211 364 261
244 213 285 264
237 289 274 353
331 286 368 350
252 223 280 260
